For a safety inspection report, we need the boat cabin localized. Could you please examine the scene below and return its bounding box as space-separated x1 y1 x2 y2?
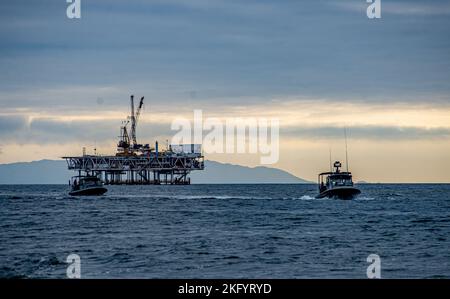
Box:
70 176 103 191
318 161 354 192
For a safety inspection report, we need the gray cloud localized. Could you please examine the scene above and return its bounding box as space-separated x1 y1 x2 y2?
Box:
0 115 28 133
1 114 449 145
0 117 174 145
333 0 450 16
282 125 450 140
0 0 449 114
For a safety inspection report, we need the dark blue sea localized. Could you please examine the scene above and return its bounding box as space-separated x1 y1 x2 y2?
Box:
0 184 449 278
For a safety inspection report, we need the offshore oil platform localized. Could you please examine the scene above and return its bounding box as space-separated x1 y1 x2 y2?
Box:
63 95 204 185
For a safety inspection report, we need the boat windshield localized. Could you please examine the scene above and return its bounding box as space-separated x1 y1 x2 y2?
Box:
81 178 101 187
327 175 353 187
71 176 102 190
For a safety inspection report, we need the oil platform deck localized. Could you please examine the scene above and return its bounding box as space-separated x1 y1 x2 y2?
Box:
63 153 204 185
64 94 205 185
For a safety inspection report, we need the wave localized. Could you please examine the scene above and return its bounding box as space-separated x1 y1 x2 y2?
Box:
106 194 269 200
105 194 328 201
293 195 316 200
1 192 379 202
355 196 375 201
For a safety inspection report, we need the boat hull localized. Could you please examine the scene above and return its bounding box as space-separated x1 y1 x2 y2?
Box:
69 187 107 196
316 187 361 200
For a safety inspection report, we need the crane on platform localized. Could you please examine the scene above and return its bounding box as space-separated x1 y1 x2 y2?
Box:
117 95 146 156
131 96 144 147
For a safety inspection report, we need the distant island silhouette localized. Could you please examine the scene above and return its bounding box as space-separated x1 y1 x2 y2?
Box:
0 159 311 184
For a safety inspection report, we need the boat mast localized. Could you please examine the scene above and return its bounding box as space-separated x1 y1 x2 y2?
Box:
329 147 332 172
344 127 349 172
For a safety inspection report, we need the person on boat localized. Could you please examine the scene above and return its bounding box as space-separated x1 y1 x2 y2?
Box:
320 182 326 192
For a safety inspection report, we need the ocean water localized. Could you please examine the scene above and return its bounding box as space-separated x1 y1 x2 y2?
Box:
0 184 449 279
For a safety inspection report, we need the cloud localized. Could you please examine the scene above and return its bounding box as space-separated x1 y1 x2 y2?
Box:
282 125 450 140
385 3 450 15
0 115 28 133
0 116 174 145
333 0 450 16
1 112 449 146
1 0 449 106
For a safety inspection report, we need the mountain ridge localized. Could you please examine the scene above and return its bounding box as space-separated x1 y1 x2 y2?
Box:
0 159 311 184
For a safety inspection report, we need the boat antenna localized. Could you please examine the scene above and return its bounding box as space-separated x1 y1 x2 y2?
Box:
329 147 332 172
344 127 349 172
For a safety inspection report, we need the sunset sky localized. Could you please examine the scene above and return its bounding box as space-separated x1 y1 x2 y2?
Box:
1 0 449 182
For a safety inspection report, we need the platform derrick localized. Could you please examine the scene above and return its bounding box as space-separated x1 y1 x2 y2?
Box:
63 95 204 185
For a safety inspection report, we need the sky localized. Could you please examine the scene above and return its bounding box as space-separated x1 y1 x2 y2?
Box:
0 0 450 182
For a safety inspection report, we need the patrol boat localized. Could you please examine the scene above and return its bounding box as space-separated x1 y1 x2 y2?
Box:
69 175 107 196
316 161 360 200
